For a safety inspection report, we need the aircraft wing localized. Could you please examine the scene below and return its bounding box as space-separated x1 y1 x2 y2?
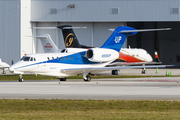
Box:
0 67 9 69
61 65 174 74
107 61 162 67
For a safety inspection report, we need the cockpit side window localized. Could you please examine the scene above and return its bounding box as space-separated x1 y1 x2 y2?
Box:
23 57 30 61
30 57 33 61
34 58 36 61
61 49 67 53
20 56 25 61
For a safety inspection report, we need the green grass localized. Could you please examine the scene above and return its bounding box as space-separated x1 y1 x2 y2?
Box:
0 74 179 81
0 99 180 119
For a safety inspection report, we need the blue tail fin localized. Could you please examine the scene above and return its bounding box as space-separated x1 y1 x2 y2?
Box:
101 26 137 52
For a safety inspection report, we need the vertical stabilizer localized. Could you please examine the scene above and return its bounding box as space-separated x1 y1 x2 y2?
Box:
101 26 137 52
36 34 59 53
57 25 81 48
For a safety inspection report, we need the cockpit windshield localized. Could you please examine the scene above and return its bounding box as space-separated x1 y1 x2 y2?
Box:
61 49 68 53
20 56 36 61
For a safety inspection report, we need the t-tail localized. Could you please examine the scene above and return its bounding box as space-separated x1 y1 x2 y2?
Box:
101 26 171 52
101 26 137 52
57 25 92 48
57 25 81 48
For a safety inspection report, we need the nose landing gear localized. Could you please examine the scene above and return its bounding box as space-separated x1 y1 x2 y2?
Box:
19 75 23 82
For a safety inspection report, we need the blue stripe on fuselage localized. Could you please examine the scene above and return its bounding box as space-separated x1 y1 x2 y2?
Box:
47 51 100 64
14 52 102 70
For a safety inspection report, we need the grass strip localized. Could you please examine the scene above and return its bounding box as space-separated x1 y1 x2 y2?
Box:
0 74 179 81
0 99 180 119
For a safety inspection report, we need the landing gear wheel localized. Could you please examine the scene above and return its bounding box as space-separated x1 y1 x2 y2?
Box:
19 77 23 82
2 69 6 74
112 70 118 75
59 78 66 81
141 70 146 74
19 75 23 82
84 75 91 82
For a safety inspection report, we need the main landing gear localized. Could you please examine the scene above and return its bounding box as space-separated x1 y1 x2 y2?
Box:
141 68 146 74
2 69 6 74
112 70 119 75
59 78 66 81
83 72 91 82
84 75 91 82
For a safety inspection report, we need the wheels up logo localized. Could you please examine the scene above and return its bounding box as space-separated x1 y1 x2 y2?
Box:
114 36 122 43
65 33 74 48
45 43 53 51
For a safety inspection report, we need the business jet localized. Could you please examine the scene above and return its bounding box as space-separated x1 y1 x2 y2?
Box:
37 25 161 74
0 58 10 74
10 26 172 82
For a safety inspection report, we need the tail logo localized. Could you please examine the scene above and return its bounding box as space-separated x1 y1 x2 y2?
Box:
65 33 74 47
45 43 53 51
114 36 122 43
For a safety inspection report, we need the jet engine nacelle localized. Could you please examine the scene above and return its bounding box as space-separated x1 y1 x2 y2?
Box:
86 48 119 62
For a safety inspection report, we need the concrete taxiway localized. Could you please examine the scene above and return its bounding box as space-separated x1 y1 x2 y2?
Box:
1 77 180 100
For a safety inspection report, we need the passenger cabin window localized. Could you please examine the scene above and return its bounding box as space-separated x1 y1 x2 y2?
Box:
47 57 50 61
61 57 64 60
71 56 73 60
52 57 54 60
66 57 68 60
34 58 36 61
57 57 59 61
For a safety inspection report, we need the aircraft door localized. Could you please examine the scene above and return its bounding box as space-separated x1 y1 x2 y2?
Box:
40 56 46 70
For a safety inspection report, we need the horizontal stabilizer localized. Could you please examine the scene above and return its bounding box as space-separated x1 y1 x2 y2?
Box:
32 27 58 29
32 27 87 30
35 35 48 39
108 28 171 33
119 28 171 33
60 27 87 29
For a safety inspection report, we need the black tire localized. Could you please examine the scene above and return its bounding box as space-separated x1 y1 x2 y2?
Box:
19 77 23 82
141 70 146 74
60 78 66 81
84 76 91 82
112 70 118 75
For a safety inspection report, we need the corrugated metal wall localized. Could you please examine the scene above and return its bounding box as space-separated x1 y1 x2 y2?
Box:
0 0 20 64
31 0 180 22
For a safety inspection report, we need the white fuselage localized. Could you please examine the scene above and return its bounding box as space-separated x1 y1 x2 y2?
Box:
0 59 10 69
9 48 117 77
119 48 153 62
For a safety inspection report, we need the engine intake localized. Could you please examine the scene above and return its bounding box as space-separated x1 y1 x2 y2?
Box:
86 49 93 58
86 48 119 62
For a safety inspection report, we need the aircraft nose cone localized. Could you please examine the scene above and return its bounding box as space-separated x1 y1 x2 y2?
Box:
9 66 14 72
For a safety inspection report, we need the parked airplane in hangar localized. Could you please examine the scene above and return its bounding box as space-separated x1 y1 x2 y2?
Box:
37 25 162 75
10 26 173 82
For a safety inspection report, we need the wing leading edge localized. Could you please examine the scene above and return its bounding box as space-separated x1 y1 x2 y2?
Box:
60 65 174 73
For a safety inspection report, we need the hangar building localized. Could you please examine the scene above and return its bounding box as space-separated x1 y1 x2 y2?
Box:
0 0 180 66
